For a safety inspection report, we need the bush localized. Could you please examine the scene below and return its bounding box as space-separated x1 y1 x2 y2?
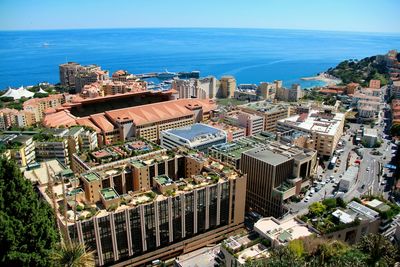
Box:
322 198 337 210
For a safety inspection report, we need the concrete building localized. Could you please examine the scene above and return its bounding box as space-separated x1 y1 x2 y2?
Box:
0 108 36 130
219 76 236 98
362 128 378 147
224 111 265 136
44 149 247 266
0 134 36 167
197 76 219 99
239 101 291 132
35 137 70 166
276 84 302 102
240 142 317 217
254 216 318 247
369 79 381 89
206 121 246 142
391 80 400 99
23 94 65 121
59 62 82 88
257 82 276 100
74 65 109 93
172 78 198 99
161 123 227 152
277 110 345 157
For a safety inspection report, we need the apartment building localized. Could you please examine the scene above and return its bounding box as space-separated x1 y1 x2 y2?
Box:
369 79 381 89
59 62 82 87
206 121 246 142
225 111 265 136
74 64 109 93
35 138 70 166
0 108 36 130
172 77 220 100
23 94 65 121
161 123 227 152
219 76 236 98
276 84 303 102
240 142 317 217
238 101 291 132
0 134 36 167
44 149 246 266
277 110 345 157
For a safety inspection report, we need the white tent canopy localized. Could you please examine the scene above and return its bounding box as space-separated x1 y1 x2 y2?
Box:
1 86 34 100
38 87 48 94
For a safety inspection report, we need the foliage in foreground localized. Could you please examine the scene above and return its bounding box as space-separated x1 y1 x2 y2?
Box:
0 157 59 266
51 241 95 267
246 234 399 267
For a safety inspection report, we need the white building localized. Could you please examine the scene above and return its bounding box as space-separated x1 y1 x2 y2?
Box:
363 128 378 147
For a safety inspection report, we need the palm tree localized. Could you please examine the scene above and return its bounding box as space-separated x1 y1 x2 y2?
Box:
51 241 95 267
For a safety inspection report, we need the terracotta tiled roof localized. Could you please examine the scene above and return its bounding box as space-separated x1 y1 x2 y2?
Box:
42 110 77 128
89 114 116 132
105 99 216 126
76 117 102 133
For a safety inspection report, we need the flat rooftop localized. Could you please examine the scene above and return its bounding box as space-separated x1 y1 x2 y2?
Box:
175 245 220 267
239 101 290 113
278 110 345 136
100 187 119 200
254 217 316 245
83 172 99 182
167 123 222 142
154 175 174 186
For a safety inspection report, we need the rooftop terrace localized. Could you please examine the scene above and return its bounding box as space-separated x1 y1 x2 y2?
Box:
100 187 119 200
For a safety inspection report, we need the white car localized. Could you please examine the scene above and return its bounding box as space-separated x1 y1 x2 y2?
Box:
366 167 370 171
329 175 334 180
304 196 310 202
320 181 326 186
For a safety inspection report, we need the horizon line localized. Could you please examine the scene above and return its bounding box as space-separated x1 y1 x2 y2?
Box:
1 26 400 35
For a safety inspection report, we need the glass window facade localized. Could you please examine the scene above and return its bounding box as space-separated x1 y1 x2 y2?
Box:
185 192 194 238
81 220 99 265
172 196 182 241
98 216 114 264
208 185 218 229
158 200 169 246
144 204 156 251
197 189 206 233
220 182 230 226
129 208 142 255
114 212 129 259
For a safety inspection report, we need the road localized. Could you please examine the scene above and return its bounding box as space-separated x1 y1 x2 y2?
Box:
287 85 397 215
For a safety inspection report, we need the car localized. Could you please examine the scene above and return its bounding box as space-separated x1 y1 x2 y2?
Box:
310 188 315 194
309 192 314 197
329 175 334 179
366 167 370 171
381 180 387 185
304 196 310 202
339 174 343 178
361 184 365 189
320 181 326 186
331 179 336 183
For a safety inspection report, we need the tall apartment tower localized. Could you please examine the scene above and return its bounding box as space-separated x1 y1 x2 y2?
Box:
240 144 316 218
59 62 81 87
219 76 236 98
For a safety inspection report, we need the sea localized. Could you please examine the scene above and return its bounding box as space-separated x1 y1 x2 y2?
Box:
0 28 400 89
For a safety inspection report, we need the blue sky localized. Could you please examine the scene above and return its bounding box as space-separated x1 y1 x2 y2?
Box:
0 0 399 33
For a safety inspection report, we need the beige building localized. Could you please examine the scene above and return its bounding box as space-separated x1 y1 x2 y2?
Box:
48 149 246 266
0 108 36 129
59 62 81 87
277 110 345 157
0 134 36 167
219 76 236 98
239 101 291 132
23 94 65 121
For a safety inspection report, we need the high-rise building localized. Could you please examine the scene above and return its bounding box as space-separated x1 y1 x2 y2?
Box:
219 76 236 98
240 142 317 217
74 65 109 93
45 149 247 266
59 62 81 87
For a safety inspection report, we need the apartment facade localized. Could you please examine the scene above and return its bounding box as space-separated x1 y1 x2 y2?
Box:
23 94 65 121
0 108 36 130
277 110 345 157
219 76 236 98
240 143 317 218
239 101 291 132
51 150 247 266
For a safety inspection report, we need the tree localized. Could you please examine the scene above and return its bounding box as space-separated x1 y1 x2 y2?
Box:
0 157 59 266
51 241 95 267
391 123 400 137
356 234 398 266
309 202 326 217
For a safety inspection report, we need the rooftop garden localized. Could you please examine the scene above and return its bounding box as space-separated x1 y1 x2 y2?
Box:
299 198 358 234
353 195 400 221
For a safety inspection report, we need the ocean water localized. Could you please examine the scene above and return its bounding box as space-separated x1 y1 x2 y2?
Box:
0 28 400 89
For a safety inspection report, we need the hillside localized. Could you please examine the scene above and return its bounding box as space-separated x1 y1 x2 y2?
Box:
327 55 389 86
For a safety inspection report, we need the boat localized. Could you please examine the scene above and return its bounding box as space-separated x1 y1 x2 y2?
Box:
157 69 176 79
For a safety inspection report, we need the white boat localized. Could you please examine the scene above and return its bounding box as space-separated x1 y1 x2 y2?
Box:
157 69 176 79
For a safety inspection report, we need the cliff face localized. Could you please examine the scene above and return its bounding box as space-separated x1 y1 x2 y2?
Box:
327 55 389 86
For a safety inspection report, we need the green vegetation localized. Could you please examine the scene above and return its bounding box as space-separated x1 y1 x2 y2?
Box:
0 157 59 266
50 241 95 267
301 88 336 105
390 123 400 137
327 56 389 87
246 234 398 267
300 198 360 234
